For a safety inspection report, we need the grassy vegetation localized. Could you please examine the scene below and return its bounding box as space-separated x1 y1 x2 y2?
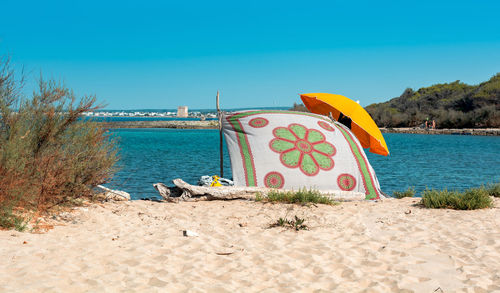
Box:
421 187 493 210
268 215 308 231
256 188 336 205
0 205 28 231
365 73 500 128
0 57 118 230
485 182 500 197
393 187 416 199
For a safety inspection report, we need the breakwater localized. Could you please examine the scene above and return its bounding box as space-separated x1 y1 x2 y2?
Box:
102 120 218 129
101 120 500 136
380 128 500 136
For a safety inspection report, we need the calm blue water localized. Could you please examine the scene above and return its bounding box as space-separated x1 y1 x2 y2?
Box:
108 129 232 200
106 129 500 200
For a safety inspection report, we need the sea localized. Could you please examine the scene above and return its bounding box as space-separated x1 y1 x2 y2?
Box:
106 128 500 200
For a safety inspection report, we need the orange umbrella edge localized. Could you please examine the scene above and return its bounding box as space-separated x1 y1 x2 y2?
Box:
300 93 390 156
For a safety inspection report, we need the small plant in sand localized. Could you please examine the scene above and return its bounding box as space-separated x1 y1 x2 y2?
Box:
421 187 493 210
485 182 500 197
269 215 308 231
393 187 416 199
0 207 28 232
256 188 336 205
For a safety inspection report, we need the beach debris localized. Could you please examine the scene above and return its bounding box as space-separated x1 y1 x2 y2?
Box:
173 178 267 200
405 209 412 214
153 183 191 202
139 197 163 202
153 182 171 199
215 252 234 255
97 185 130 201
154 179 268 202
51 212 77 223
198 175 234 187
154 179 377 202
183 230 199 237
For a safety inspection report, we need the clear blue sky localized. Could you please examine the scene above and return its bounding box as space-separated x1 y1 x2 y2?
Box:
1 0 499 109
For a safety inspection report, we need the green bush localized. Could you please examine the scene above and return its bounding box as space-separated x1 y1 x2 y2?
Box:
421 187 493 210
485 183 500 197
393 187 416 199
365 73 500 128
256 188 336 205
0 58 118 229
0 204 28 231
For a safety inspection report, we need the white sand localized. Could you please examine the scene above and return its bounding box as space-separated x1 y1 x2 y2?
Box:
1 197 499 292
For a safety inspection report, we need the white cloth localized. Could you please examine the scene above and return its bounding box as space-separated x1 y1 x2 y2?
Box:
222 110 384 200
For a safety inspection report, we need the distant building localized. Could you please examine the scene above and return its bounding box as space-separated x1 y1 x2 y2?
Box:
177 106 188 118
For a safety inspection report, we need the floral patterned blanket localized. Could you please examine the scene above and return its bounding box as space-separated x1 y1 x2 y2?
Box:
222 110 384 200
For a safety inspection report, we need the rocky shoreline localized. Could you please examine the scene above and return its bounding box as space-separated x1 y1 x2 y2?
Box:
101 121 500 136
101 120 219 129
380 127 500 136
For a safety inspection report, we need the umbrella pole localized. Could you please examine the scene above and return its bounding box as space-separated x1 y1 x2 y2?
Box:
216 91 224 178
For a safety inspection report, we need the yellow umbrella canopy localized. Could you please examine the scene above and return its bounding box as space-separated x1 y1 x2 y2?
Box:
300 93 389 156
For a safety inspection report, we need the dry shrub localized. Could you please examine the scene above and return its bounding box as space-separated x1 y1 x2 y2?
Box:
0 58 118 229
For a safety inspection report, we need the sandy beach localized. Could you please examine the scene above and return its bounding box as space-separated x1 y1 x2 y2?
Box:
1 197 499 292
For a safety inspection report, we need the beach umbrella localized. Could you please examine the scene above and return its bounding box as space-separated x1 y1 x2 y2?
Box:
300 93 389 156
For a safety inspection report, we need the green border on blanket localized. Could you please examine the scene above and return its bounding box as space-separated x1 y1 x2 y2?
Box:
333 123 381 200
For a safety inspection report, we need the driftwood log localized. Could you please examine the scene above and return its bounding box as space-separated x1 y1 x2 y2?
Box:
96 185 131 201
153 179 269 202
153 179 375 202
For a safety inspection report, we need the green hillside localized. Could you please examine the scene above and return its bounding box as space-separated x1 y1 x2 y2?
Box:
365 74 500 128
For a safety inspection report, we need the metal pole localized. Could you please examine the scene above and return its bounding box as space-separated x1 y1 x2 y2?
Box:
216 91 223 177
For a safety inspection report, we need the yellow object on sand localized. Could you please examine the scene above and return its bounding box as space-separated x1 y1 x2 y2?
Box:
210 175 222 187
300 93 389 156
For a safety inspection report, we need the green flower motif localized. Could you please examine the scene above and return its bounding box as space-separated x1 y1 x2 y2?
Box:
269 123 336 176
